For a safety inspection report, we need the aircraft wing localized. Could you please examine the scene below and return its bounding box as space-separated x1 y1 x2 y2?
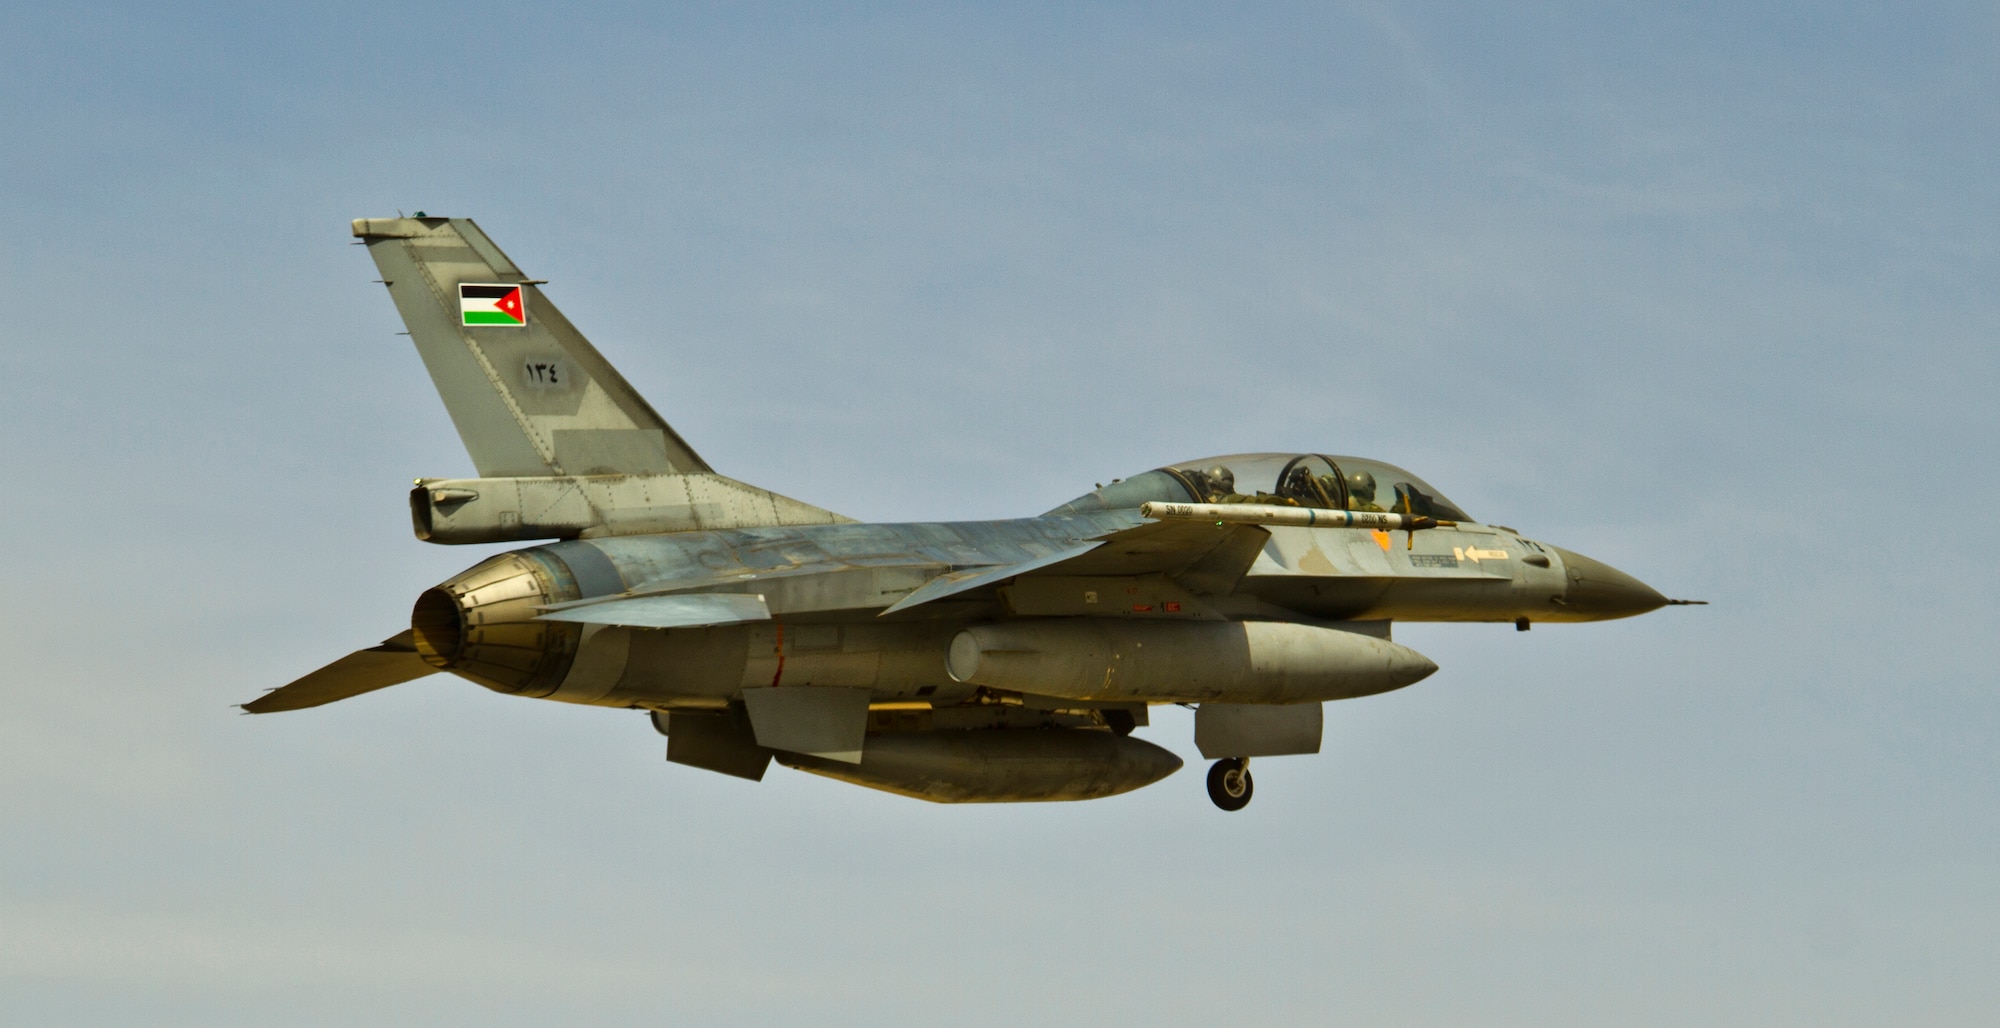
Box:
879 543 1103 615
525 519 1268 623
241 631 439 713
1048 519 1271 592
881 519 1270 615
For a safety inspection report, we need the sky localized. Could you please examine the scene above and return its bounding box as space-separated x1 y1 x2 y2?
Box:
3 2 1996 1023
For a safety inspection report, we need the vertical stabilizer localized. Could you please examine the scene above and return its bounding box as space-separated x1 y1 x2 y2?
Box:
352 216 708 478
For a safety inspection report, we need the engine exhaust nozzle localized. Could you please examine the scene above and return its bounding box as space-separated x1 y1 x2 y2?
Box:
407 551 584 697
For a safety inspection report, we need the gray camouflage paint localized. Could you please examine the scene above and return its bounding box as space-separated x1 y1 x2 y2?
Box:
243 217 1681 806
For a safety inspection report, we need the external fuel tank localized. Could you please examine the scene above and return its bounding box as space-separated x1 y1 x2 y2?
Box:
947 619 1437 704
776 729 1183 802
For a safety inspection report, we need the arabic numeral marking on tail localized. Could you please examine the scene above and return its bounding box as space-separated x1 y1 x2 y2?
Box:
522 359 567 389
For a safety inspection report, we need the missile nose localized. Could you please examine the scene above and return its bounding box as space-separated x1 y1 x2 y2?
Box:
1550 547 1668 620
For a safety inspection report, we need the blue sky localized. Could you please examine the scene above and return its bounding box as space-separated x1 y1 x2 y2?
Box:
3 3 1996 1024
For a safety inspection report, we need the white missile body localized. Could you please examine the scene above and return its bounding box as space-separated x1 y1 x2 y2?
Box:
1140 501 1439 531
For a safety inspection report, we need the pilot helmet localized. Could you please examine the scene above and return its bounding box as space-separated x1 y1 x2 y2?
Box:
1204 466 1236 497
1345 470 1377 503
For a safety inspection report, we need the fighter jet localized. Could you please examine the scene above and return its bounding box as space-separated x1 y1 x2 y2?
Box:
243 216 1697 811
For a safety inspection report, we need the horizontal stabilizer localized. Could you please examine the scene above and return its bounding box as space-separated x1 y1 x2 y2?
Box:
242 631 438 713
538 592 770 629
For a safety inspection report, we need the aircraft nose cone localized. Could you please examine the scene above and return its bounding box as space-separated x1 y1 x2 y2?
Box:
1550 547 1668 620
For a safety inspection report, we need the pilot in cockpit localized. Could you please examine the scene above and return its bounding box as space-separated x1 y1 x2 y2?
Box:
1345 470 1385 512
1207 464 1306 506
1200 466 1238 502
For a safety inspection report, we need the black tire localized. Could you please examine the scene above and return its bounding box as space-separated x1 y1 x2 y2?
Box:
1206 758 1253 811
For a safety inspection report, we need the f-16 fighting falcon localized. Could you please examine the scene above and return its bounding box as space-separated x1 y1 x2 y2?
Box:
243 216 1699 810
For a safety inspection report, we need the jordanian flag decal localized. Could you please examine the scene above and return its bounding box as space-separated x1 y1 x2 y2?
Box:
459 283 526 326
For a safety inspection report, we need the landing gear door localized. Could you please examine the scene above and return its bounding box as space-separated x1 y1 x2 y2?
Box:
1194 702 1324 759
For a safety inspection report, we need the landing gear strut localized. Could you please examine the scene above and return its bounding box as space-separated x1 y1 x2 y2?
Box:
1206 757 1253 811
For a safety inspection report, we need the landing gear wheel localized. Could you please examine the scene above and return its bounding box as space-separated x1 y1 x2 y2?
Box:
1206 757 1253 811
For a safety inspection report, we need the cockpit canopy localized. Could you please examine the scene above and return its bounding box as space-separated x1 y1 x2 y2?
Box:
1046 453 1475 522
